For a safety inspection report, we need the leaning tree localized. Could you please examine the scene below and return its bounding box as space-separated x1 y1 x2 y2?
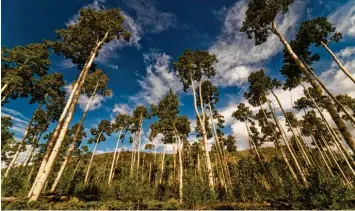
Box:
29 7 131 201
49 69 111 193
240 0 355 154
295 17 354 84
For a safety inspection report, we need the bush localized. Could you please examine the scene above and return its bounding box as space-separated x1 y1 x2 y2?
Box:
1 169 28 197
300 172 355 209
230 157 268 202
182 176 216 209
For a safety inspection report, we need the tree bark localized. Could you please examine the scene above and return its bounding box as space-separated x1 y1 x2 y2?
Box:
320 41 355 84
50 83 98 193
320 135 353 187
1 82 9 94
302 83 355 168
311 135 334 177
159 145 166 185
108 129 122 185
28 33 108 201
148 162 152 183
84 131 102 184
190 76 214 189
111 138 124 181
259 105 300 185
208 104 230 192
27 61 88 198
266 100 308 186
136 116 144 175
270 90 312 167
70 159 81 182
272 21 355 154
177 136 183 203
27 162 36 182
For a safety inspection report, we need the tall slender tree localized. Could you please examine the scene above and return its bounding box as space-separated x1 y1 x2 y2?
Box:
128 106 150 177
108 114 131 185
50 69 111 192
244 70 308 186
197 80 230 192
173 49 218 190
29 7 131 201
240 0 355 154
84 120 112 183
295 17 354 84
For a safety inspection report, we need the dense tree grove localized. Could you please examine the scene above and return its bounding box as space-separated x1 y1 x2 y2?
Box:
1 2 355 210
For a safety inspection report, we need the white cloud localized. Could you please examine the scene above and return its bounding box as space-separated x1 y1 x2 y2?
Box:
64 85 110 112
329 1 355 37
1 108 29 137
59 59 76 69
209 0 305 87
66 0 106 26
319 46 355 97
113 103 133 115
2 107 30 122
108 64 119 70
1 113 28 125
129 49 182 105
123 0 177 34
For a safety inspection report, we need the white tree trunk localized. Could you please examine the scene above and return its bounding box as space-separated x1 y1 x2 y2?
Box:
27 68 87 198
190 76 214 189
1 82 9 94
271 90 312 167
272 21 355 153
28 34 107 201
70 159 81 182
266 101 308 187
85 131 102 183
108 129 122 185
321 41 355 84
260 105 300 185
176 135 183 203
159 145 166 185
50 86 98 193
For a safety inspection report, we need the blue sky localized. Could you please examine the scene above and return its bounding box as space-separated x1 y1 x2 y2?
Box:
2 0 355 157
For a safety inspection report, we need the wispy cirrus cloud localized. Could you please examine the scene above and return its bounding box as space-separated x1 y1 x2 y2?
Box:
111 49 182 121
123 0 177 34
130 49 182 105
112 103 134 115
329 0 355 37
1 108 29 138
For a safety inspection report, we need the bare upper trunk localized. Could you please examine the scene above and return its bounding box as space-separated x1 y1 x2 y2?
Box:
321 41 355 84
272 21 355 154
